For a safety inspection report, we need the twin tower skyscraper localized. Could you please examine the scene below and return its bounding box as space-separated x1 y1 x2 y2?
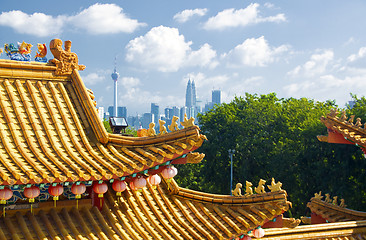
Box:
185 79 196 108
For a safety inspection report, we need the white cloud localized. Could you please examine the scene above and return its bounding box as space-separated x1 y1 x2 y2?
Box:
203 3 285 30
173 8 208 23
0 10 65 37
347 47 366 62
82 72 106 85
120 77 141 88
69 4 146 34
125 26 217 72
223 36 289 67
287 50 334 77
0 4 145 36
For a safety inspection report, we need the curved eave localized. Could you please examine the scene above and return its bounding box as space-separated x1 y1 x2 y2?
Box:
307 198 366 222
320 114 366 147
262 220 366 240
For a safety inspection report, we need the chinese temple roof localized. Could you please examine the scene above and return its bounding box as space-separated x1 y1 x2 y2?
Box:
0 178 291 240
0 58 206 186
319 109 366 148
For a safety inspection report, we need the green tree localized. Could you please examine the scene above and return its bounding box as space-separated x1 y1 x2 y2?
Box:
176 93 366 217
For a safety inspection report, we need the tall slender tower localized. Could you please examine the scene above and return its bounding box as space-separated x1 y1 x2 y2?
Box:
185 79 192 107
111 60 119 117
191 79 196 107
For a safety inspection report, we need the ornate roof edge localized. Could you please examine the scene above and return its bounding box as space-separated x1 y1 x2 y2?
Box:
167 178 290 206
262 220 366 239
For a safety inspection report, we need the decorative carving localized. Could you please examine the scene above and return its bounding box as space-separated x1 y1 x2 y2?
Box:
245 181 253 196
325 193 331 203
332 196 338 205
340 199 346 208
283 217 301 228
181 113 195 128
186 152 205 164
35 43 47 62
158 119 167 135
255 179 266 194
147 122 156 136
328 108 338 118
313 191 323 200
348 115 355 125
340 111 347 122
232 183 242 197
168 116 179 132
355 118 362 127
267 178 282 192
317 135 328 142
49 39 85 75
4 42 32 61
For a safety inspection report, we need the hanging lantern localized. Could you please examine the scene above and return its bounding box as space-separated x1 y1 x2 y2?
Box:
48 184 64 201
129 181 136 191
24 186 40 203
133 176 147 190
93 182 108 198
0 187 13 204
48 184 64 208
242 235 252 240
252 228 265 239
161 165 178 182
71 183 86 199
147 174 161 189
112 180 127 196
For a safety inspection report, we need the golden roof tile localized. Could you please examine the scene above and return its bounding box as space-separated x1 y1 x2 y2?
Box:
0 56 206 185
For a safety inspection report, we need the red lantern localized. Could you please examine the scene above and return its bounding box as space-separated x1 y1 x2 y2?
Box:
129 181 136 191
48 184 64 201
147 174 161 189
252 228 265 238
161 166 178 180
112 180 126 196
133 176 146 190
24 186 40 203
93 182 108 198
0 188 13 204
71 183 86 199
242 235 252 240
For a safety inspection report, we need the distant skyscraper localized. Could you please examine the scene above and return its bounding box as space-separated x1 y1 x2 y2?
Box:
142 113 154 129
212 90 221 104
111 61 119 117
151 103 159 125
117 106 127 118
185 79 196 108
107 106 114 118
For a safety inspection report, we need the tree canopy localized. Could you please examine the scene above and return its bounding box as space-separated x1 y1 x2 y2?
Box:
175 93 366 218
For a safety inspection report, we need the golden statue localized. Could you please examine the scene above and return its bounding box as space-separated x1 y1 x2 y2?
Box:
325 193 331 203
147 122 156 136
313 191 323 200
181 113 195 128
168 116 179 132
186 152 205 164
232 183 242 197
158 119 167 135
332 196 338 205
267 178 282 192
49 39 85 75
254 179 266 194
339 199 346 208
245 181 253 196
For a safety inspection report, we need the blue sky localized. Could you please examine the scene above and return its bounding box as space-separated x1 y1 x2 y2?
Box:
1 1 366 115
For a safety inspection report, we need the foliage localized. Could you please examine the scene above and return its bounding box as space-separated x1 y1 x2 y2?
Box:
103 120 137 136
175 93 366 218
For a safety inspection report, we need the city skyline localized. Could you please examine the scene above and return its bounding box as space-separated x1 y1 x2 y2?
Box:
1 1 365 115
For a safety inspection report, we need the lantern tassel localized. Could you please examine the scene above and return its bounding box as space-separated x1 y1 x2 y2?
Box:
3 205 5 218
76 199 78 209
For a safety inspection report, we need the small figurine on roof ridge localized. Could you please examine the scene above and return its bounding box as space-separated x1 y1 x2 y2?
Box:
267 178 282 192
313 191 323 200
325 193 331 203
332 196 338 205
181 113 195 128
49 39 85 75
232 183 242 196
158 119 167 135
147 122 156 136
34 43 47 63
4 41 32 61
355 118 362 127
340 199 346 208
168 116 179 132
255 179 266 194
245 181 253 196
347 115 355 125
